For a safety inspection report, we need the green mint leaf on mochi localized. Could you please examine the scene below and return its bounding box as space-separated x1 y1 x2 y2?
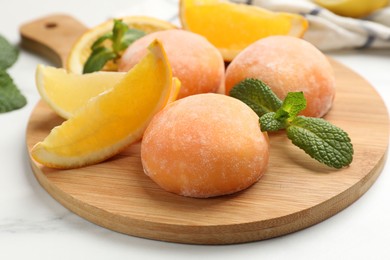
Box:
261 91 307 131
229 78 353 168
83 19 145 74
275 91 306 122
259 112 287 132
0 35 19 70
287 116 353 169
229 78 282 117
0 70 27 113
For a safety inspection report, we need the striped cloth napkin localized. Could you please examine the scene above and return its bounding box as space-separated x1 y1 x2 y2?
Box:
231 0 390 51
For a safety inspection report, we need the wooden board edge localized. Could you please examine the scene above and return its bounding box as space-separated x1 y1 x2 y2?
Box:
27 147 388 244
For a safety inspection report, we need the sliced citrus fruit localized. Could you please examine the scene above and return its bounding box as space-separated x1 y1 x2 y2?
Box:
314 0 388 18
36 65 181 119
36 65 125 119
31 40 174 169
67 16 176 74
169 77 182 103
180 0 308 61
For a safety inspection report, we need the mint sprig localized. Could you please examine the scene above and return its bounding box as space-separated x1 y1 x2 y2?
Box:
0 70 27 113
83 47 117 74
229 78 282 117
0 35 27 113
83 19 145 74
259 112 287 131
230 78 353 169
0 35 19 70
287 116 353 169
275 91 306 122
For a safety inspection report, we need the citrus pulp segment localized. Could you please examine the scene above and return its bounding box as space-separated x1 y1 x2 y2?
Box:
36 65 125 119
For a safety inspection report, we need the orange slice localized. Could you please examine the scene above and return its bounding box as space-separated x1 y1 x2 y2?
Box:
36 65 181 119
36 65 125 119
67 16 176 74
314 0 388 18
180 0 309 61
31 40 175 169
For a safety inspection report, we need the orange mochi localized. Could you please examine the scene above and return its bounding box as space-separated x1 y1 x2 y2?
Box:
119 29 225 99
225 36 336 118
141 93 269 198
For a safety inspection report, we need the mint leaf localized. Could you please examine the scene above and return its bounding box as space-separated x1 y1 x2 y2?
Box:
231 78 353 169
260 112 287 132
286 116 353 168
83 47 117 74
112 19 129 52
0 35 26 113
261 92 307 131
83 19 145 74
275 92 306 122
0 35 19 70
229 78 282 117
121 29 145 51
91 32 112 50
0 70 27 113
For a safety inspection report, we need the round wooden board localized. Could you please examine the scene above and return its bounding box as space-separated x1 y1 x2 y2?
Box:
26 59 389 244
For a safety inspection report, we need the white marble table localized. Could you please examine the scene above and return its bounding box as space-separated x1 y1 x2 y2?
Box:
1 0 389 259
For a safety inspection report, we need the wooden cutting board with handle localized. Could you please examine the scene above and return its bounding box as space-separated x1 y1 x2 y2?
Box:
20 14 87 67
22 14 389 245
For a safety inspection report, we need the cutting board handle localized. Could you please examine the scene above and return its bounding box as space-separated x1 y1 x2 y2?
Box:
20 14 88 67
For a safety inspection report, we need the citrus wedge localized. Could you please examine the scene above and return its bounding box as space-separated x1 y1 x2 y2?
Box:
169 77 182 103
314 0 388 18
31 40 174 169
36 65 181 119
36 65 125 119
180 0 308 61
67 16 176 74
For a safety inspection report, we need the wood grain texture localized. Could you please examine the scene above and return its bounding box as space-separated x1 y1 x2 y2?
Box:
20 14 87 66
25 59 389 244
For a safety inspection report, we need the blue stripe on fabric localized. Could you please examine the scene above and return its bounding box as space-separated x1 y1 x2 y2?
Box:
356 22 378 49
309 7 322 16
356 35 376 49
300 7 322 17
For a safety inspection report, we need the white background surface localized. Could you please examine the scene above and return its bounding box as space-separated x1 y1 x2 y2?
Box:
0 0 389 259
